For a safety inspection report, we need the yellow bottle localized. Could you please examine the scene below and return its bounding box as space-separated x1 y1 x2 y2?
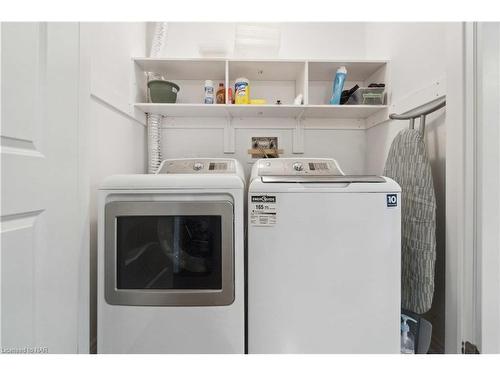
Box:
235 77 250 104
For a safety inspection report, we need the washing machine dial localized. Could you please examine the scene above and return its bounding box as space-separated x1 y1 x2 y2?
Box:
193 162 204 171
292 162 303 172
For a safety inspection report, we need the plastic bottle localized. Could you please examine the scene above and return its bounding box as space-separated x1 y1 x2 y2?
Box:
204 80 214 104
216 83 225 104
235 77 250 104
330 66 347 105
400 314 417 354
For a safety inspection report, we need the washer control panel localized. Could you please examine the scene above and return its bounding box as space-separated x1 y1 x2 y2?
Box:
158 159 236 174
257 159 344 176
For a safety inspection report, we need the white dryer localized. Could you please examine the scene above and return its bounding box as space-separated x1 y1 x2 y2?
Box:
97 158 245 353
248 158 401 353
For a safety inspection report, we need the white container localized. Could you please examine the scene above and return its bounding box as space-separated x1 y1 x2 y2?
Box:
204 80 215 104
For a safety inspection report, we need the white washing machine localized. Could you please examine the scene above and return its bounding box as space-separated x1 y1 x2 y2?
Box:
248 158 401 353
97 158 245 353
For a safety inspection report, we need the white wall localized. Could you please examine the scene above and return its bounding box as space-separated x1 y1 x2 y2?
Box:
82 22 148 353
154 22 367 59
162 125 367 176
364 23 447 352
364 23 447 173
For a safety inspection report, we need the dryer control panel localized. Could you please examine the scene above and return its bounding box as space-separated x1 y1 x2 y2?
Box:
158 159 236 174
257 158 344 177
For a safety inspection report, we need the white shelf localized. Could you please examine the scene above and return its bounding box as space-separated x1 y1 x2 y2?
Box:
228 104 304 118
134 103 388 120
136 103 227 117
133 57 390 115
132 58 390 153
303 105 388 119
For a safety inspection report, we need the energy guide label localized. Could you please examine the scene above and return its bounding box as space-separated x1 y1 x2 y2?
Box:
250 195 277 226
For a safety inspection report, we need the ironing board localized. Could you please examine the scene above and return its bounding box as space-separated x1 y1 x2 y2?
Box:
384 128 436 314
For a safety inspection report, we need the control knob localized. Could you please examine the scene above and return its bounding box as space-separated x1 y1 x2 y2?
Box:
293 162 303 171
193 162 204 171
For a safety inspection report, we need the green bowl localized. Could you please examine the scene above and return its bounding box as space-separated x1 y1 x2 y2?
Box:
148 80 180 103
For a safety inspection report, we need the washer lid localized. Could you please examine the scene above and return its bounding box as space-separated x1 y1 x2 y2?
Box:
252 158 388 184
261 175 386 183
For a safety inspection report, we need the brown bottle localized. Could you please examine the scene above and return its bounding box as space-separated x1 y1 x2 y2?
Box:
216 83 225 104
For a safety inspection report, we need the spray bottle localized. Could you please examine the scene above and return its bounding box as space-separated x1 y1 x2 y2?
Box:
330 66 347 105
401 314 418 354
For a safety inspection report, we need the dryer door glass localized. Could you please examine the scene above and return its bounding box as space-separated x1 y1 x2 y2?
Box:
116 216 222 290
104 201 234 306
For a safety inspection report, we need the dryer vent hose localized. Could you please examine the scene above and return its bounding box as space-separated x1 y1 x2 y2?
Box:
147 113 163 174
147 22 168 174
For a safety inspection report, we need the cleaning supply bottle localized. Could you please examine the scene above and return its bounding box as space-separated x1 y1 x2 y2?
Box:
216 83 225 104
235 77 250 104
330 66 347 105
400 314 417 354
204 80 215 104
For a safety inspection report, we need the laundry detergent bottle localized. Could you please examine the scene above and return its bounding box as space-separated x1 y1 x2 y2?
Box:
330 66 347 105
400 314 417 354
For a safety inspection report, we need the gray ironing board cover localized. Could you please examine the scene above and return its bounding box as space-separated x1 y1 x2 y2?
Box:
384 129 436 314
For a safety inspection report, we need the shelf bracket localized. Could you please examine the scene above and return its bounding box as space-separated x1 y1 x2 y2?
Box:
223 110 235 154
293 109 305 154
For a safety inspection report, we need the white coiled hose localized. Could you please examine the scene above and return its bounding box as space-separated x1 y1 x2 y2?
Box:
147 22 168 174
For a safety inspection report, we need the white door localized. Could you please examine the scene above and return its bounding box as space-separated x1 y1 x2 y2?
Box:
1 23 87 353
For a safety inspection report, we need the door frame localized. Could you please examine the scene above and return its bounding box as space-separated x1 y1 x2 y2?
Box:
77 22 91 354
446 22 500 354
474 22 500 354
444 22 476 354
